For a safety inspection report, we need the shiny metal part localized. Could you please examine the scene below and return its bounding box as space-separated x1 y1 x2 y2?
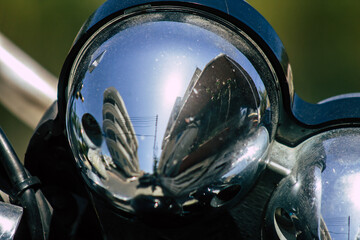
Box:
66 8 278 215
265 128 360 240
0 33 57 129
0 202 23 240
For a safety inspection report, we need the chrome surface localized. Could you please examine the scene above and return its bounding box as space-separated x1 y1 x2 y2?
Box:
0 202 23 240
0 33 57 129
265 128 360 240
66 8 277 214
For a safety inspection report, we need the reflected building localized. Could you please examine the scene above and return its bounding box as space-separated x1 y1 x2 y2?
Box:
158 54 261 195
103 87 140 177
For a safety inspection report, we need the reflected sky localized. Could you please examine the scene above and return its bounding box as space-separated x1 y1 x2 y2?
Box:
322 135 360 240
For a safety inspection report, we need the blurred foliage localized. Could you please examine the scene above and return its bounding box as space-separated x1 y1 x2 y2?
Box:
0 1 360 159
0 0 103 77
0 0 103 160
248 1 360 102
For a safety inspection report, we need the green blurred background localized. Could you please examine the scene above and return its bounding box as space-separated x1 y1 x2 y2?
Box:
0 1 360 160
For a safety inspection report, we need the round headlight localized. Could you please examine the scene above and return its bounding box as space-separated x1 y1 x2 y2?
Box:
66 6 278 215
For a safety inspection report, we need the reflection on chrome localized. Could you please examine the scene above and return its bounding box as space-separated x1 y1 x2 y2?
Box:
68 53 271 213
0 202 23 240
103 87 140 177
66 9 277 215
79 112 115 179
265 128 360 240
158 54 262 195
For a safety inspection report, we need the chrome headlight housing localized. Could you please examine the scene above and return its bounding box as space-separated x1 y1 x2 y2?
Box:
65 3 281 216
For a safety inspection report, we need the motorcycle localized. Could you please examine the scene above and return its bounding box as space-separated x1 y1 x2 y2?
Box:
0 0 359 239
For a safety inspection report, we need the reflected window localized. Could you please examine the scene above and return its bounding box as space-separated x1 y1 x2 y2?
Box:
106 129 116 141
105 112 115 122
104 97 116 106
